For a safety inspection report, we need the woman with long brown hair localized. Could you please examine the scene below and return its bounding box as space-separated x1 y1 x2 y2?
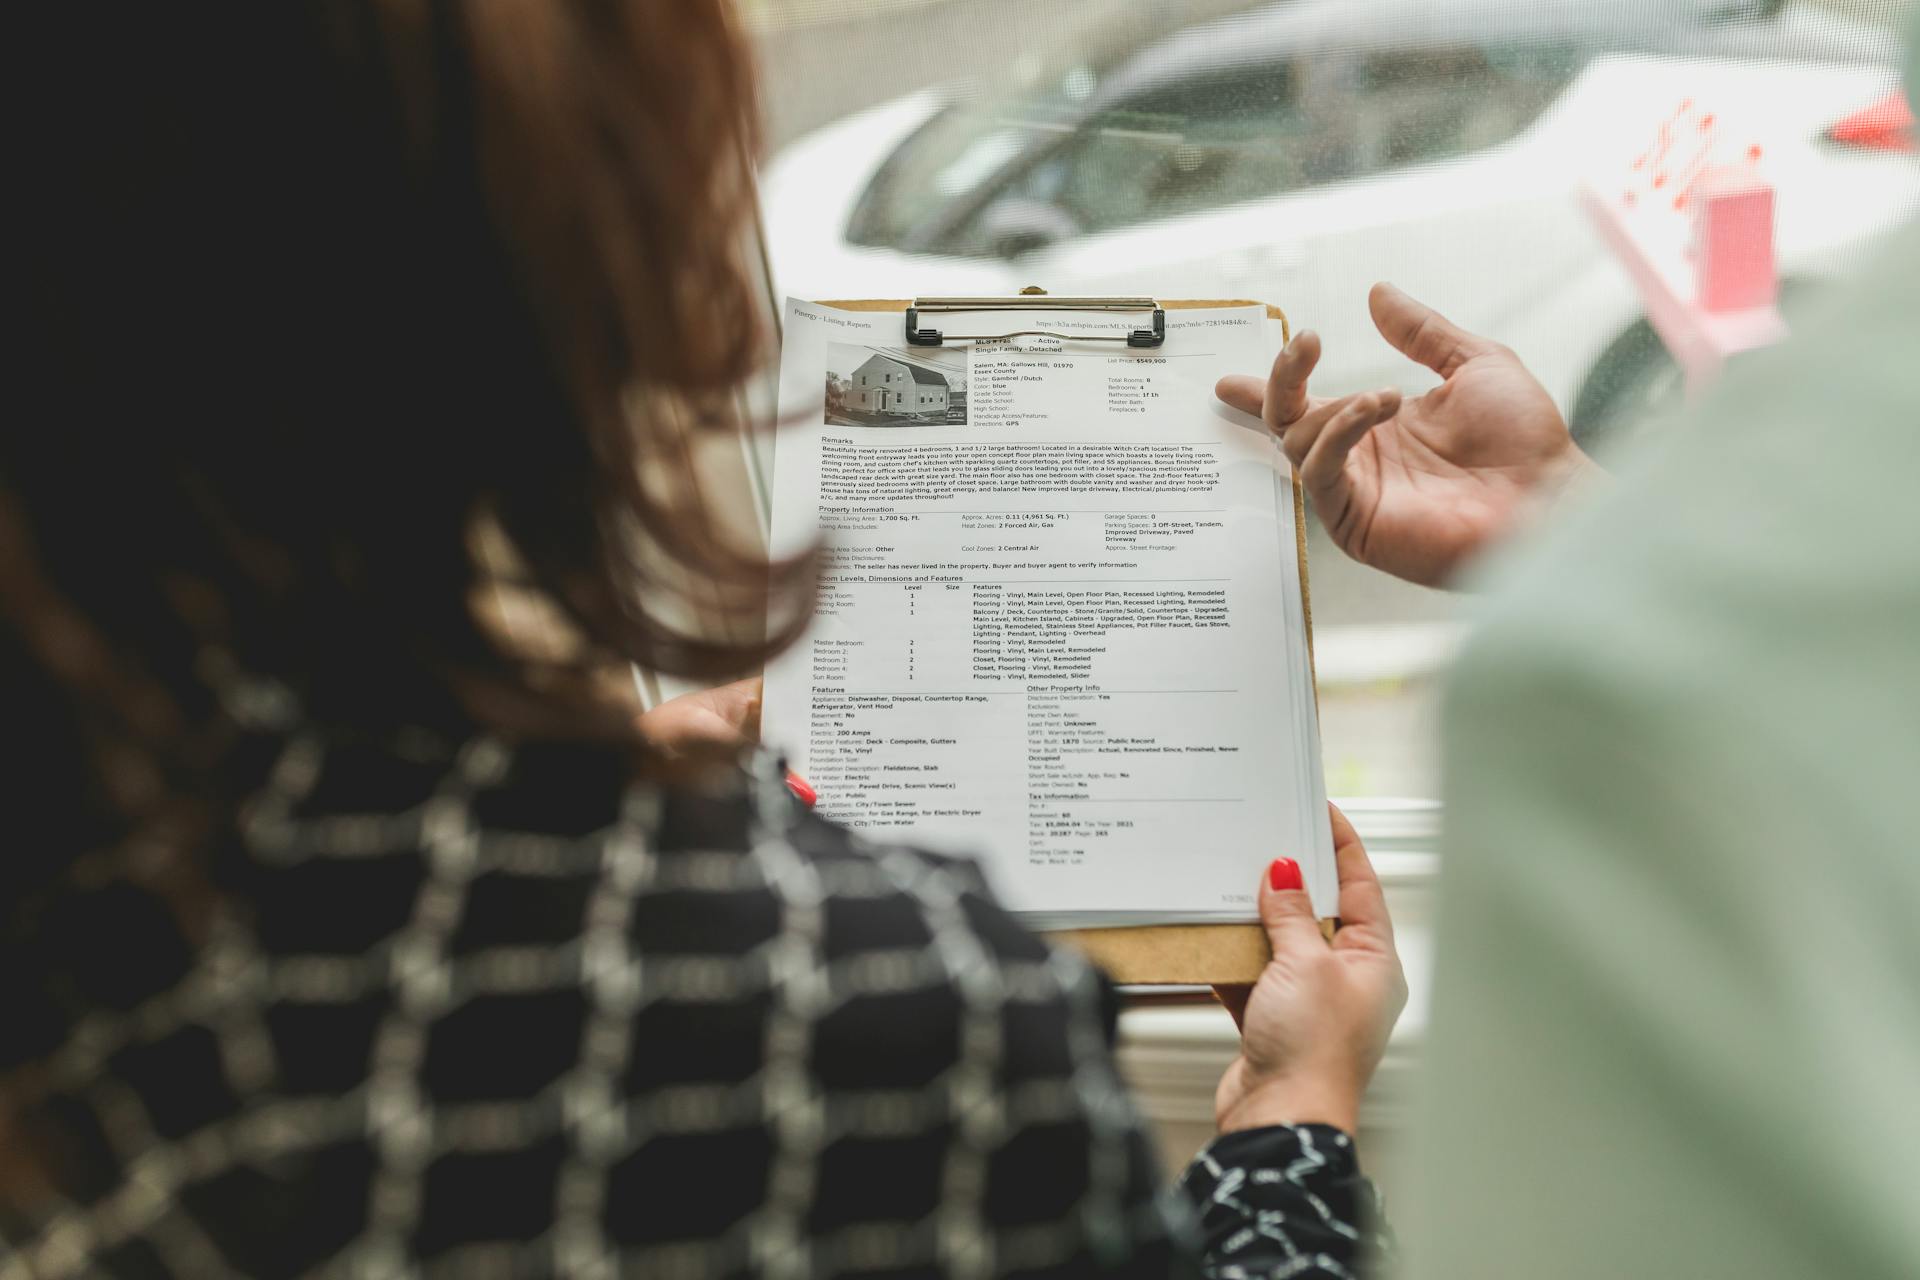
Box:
2 2 1403 1275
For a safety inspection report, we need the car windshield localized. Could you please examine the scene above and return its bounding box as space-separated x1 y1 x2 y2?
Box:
847 23 1588 255
845 67 1098 251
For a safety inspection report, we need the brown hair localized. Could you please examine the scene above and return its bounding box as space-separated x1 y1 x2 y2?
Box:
1 0 806 1171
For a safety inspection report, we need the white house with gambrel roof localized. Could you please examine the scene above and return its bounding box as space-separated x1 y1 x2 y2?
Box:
847 352 949 416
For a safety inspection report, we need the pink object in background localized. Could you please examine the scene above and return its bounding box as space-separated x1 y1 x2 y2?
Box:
1689 164 1776 313
1582 98 1787 397
1825 90 1916 153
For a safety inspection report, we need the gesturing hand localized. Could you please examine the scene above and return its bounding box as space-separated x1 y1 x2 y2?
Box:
1213 804 1407 1136
1218 283 1597 587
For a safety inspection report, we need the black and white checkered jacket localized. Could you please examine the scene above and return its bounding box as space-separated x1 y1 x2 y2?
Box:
0 725 1390 1278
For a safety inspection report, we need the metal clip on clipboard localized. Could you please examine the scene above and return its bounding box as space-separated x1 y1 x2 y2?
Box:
904 295 1166 349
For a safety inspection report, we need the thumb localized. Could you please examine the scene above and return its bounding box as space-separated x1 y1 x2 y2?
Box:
1259 857 1325 958
1368 281 1495 379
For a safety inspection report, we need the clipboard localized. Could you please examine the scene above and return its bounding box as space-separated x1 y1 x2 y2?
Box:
815 294 1322 985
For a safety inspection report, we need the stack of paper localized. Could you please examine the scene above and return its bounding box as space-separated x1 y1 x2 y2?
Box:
763 300 1334 928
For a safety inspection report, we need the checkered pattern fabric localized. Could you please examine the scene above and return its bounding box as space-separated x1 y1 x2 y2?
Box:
1180 1127 1394 1280
1 716 1385 1278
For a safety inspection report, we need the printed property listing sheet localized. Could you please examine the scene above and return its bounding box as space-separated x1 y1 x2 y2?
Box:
763 301 1333 925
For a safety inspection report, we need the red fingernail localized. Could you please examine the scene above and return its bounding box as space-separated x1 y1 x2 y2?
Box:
785 771 816 807
1268 857 1302 892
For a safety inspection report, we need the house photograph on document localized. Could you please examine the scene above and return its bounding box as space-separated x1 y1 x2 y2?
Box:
824 342 969 427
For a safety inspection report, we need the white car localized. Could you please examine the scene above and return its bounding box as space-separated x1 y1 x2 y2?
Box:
762 0 1917 450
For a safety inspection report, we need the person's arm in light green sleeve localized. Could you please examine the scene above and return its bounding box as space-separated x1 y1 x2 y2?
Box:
1410 587 1920 1280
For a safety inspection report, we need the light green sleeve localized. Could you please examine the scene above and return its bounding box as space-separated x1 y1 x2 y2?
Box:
1407 18 1920 1267
1407 569 1920 1280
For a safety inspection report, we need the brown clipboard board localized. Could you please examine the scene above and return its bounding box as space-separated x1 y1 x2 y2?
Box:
815 297 1321 984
